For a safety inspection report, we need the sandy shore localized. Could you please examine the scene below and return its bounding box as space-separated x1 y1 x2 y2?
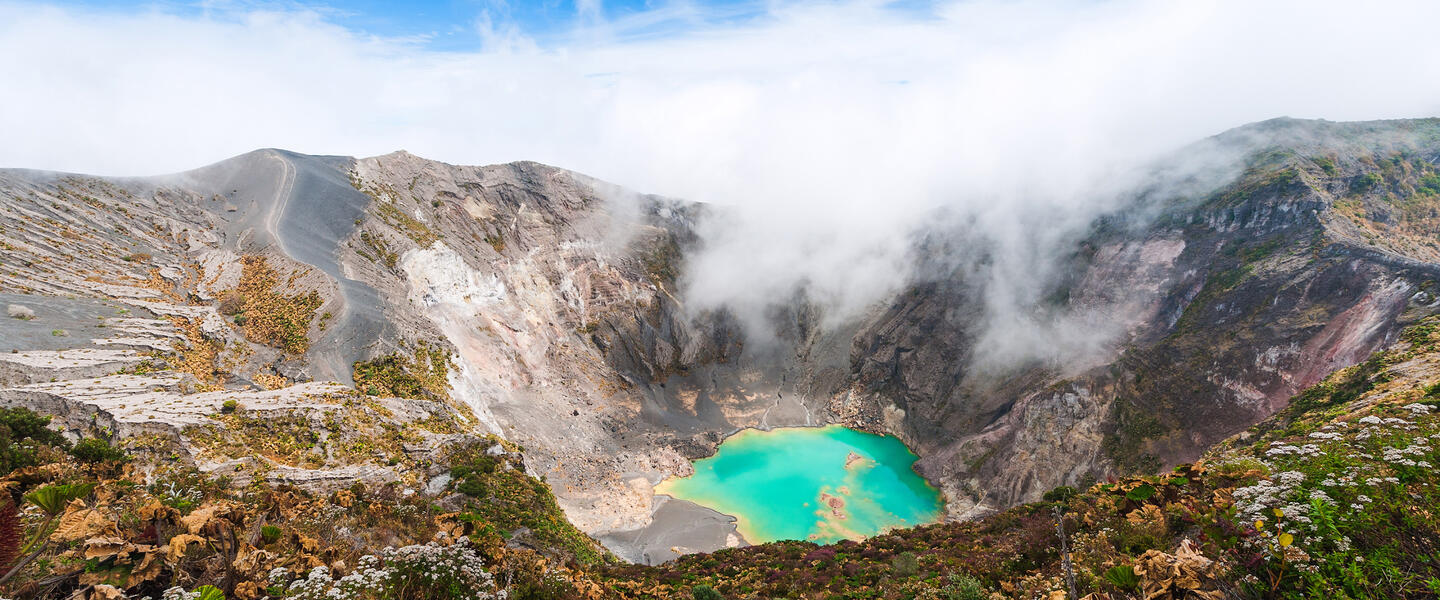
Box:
598 495 749 565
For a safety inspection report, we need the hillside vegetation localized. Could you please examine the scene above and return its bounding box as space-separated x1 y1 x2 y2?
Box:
4 119 1440 600
3 317 1440 599
0 413 612 600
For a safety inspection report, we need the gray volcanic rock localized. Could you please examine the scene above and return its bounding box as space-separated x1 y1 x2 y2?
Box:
841 118 1440 516
3 117 1439 565
0 148 771 561
160 149 389 382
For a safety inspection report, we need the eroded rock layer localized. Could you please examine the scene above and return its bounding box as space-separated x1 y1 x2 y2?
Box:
2 118 1439 564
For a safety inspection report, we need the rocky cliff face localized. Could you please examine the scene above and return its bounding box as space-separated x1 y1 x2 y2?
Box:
0 150 811 564
2 118 1438 564
843 118 1440 517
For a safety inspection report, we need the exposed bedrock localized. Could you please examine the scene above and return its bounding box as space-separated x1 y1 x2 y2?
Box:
3 117 1440 564
850 119 1440 517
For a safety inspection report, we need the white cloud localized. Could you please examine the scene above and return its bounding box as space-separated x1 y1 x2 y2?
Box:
3 0 1440 363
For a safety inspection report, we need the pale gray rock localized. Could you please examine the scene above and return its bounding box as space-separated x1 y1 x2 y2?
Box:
1 117 1437 565
424 474 452 496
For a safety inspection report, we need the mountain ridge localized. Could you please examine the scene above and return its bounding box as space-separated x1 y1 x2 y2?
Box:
1 117 1439 582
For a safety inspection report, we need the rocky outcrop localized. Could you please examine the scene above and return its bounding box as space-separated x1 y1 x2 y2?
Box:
0 149 768 562
3 117 1439 565
845 118 1440 515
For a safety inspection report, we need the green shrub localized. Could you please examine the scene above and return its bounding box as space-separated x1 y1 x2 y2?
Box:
70 437 128 464
1042 486 1078 503
455 476 487 498
444 444 605 565
691 584 724 600
1351 172 1383 193
939 573 989 600
891 551 920 576
221 399 239 413
0 407 70 474
451 456 498 478
451 455 501 499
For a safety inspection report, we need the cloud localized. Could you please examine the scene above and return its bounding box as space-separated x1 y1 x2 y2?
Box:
3 0 1440 366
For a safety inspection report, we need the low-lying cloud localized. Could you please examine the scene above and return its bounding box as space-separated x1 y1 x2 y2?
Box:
3 0 1440 369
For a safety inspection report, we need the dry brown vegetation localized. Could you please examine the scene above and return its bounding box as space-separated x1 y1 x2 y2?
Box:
222 256 323 355
170 317 223 389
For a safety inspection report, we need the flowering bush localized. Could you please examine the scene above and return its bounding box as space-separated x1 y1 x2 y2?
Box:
1224 402 1440 597
271 539 506 600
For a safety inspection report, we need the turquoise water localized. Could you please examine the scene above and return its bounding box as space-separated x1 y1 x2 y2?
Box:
655 425 944 544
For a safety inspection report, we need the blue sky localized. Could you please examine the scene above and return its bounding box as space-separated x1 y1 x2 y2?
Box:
45 0 795 49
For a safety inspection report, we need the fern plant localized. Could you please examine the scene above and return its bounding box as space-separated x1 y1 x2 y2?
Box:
195 585 226 600
1103 565 1141 591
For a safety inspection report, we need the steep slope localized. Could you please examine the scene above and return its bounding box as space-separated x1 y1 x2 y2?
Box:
0 150 386 384
610 312 1440 599
338 153 760 561
840 118 1440 518
2 117 1439 573
0 149 814 564
7 285 1437 600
